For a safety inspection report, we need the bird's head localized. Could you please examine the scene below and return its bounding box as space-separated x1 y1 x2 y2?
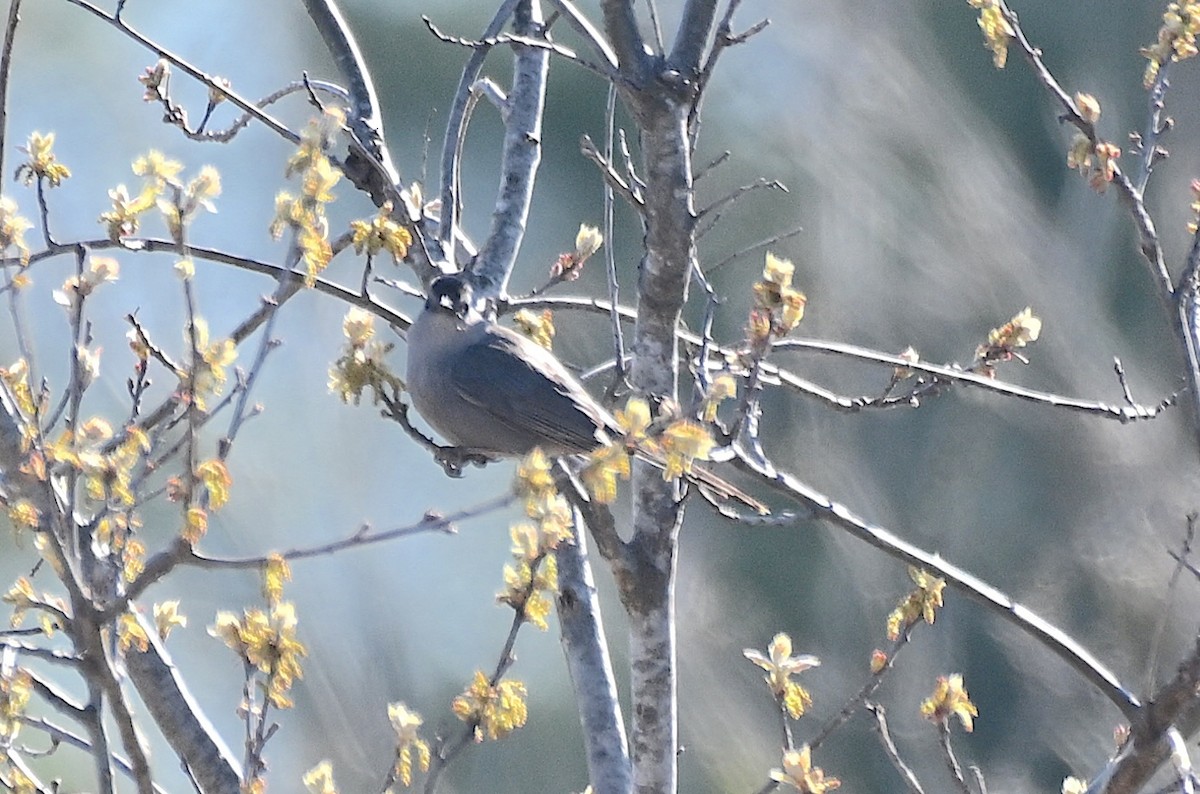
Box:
425 274 478 319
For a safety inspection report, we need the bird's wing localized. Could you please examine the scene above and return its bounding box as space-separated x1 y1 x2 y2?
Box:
449 327 612 454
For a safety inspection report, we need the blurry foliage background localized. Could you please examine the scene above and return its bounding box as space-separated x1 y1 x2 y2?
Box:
3 0 1200 791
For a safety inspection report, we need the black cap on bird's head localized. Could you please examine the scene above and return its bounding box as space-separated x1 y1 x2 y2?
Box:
426 274 476 318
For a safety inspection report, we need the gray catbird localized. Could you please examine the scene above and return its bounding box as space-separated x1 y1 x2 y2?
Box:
406 274 616 456
405 273 765 510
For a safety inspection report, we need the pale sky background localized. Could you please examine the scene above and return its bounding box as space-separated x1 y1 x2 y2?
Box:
3 1 1200 792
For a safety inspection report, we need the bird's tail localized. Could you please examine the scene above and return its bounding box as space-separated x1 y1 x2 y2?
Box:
626 448 768 515
680 461 769 515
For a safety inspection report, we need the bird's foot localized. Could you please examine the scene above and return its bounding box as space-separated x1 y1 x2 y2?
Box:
433 446 495 478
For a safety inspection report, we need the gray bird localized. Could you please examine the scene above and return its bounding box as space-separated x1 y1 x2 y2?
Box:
406 273 617 457
405 273 765 511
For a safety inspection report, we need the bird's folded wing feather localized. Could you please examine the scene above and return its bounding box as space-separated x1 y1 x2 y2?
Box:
449 330 610 453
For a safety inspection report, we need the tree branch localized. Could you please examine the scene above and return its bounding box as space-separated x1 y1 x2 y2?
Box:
668 0 718 75
124 611 243 793
600 0 648 85
1101 639 1200 793
434 0 520 264
471 0 550 297
21 236 413 332
555 497 632 794
731 448 1141 721
771 338 1173 421
302 0 402 194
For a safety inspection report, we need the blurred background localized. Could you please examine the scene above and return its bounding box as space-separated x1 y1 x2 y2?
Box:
3 0 1199 791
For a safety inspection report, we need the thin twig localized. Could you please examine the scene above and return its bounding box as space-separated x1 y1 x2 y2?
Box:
218 279 294 459
80 677 116 794
691 264 718 401
24 668 86 719
504 290 1179 423
997 0 1171 300
697 177 787 218
32 179 60 251
443 78 484 259
937 721 971 794
62 246 89 545
693 0 768 134
694 149 730 182
544 0 619 71
423 549 551 792
601 84 627 392
0 255 34 382
0 0 23 181
0 640 78 666
1148 516 1197 693
970 765 988 794
580 133 643 208
705 226 803 275
811 624 915 750
228 279 304 347
1134 59 1172 194
867 703 925 794
423 14 618 81
113 491 510 616
64 0 298 144
190 493 509 568
616 127 645 200
153 76 348 144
